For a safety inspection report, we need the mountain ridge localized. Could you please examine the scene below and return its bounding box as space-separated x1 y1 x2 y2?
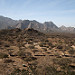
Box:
0 15 75 33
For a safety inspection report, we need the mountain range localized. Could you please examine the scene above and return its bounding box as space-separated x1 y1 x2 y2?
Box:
0 16 19 29
0 15 75 33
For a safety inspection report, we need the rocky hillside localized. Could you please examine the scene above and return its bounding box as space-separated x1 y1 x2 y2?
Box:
0 28 75 75
7 20 58 32
0 16 19 29
59 25 75 33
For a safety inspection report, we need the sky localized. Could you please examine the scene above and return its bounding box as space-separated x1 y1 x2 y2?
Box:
0 0 75 27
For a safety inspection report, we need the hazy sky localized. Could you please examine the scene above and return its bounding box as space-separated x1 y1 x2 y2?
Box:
0 0 75 27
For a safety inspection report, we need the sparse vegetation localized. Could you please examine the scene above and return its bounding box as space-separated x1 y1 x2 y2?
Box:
24 57 37 62
32 49 39 53
68 49 75 55
0 28 75 75
17 51 26 57
4 59 14 63
57 45 63 49
0 53 8 59
4 44 10 47
28 45 35 49
45 66 57 75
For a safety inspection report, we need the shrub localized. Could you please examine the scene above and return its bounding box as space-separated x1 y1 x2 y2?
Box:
21 69 29 75
0 53 8 59
10 68 21 75
57 45 63 49
39 44 43 47
32 50 39 53
68 49 75 55
0 42 2 45
4 44 10 47
17 51 26 57
24 57 37 62
45 66 57 75
18 51 32 57
29 64 38 75
28 41 33 44
45 40 49 42
53 58 71 66
42 48 47 51
39 42 46 47
4 59 14 63
67 71 75 75
47 42 52 46
28 45 35 49
11 68 29 75
25 52 32 57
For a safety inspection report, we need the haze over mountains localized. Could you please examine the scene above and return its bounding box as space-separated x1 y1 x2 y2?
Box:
0 16 75 33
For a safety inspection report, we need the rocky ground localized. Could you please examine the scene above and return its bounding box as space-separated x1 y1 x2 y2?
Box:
0 28 75 75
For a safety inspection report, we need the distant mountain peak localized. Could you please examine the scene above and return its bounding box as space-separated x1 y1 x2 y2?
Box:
59 25 75 32
0 15 75 33
0 16 19 29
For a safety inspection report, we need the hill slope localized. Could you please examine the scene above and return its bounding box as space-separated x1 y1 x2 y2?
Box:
59 25 75 33
0 28 75 75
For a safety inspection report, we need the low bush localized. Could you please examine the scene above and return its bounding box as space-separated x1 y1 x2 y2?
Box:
11 68 29 75
4 59 14 63
53 58 71 66
39 42 46 47
24 57 37 62
0 53 8 59
28 45 35 49
45 40 49 42
17 51 26 57
32 50 39 53
68 49 75 55
57 45 63 49
28 41 33 44
4 44 10 47
45 66 57 75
